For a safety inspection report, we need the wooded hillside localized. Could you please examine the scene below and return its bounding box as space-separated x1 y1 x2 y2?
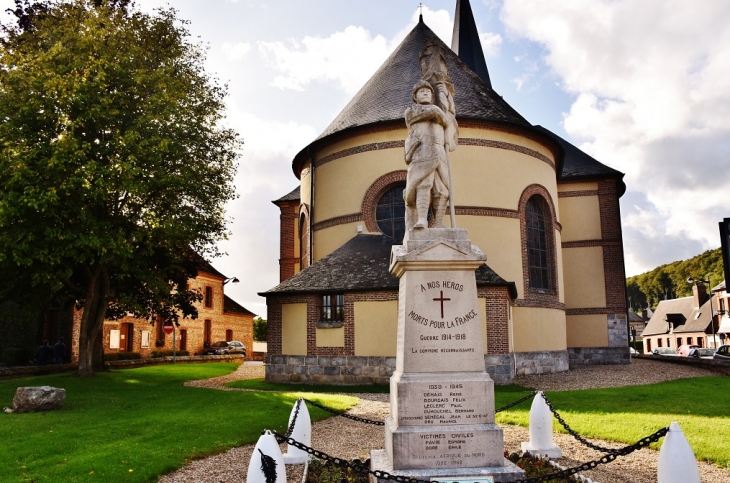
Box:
626 248 724 312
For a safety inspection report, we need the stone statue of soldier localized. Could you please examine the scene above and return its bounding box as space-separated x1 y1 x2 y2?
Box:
403 78 457 230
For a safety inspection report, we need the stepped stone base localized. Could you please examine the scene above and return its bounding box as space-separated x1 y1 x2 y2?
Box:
369 449 525 483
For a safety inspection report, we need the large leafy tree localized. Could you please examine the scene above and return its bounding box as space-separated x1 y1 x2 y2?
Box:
0 0 240 375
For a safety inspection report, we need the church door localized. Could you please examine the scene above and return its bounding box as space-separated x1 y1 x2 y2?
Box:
120 323 134 352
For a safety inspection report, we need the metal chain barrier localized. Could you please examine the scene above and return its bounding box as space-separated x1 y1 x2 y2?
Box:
284 398 302 438
540 392 624 454
514 425 668 482
304 398 385 426
272 424 668 483
495 391 537 413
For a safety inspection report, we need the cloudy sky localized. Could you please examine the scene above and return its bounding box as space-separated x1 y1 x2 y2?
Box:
2 0 729 315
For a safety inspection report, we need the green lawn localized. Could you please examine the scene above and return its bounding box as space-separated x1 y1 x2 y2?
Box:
495 376 730 470
0 363 357 483
2 365 727 482
226 378 390 393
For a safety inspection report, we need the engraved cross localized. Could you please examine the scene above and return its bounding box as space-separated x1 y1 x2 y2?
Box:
433 290 451 318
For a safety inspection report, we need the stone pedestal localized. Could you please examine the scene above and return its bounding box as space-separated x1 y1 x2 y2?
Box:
371 229 524 482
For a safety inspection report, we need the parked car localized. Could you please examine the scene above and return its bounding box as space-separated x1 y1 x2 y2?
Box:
714 345 730 361
687 347 715 358
204 340 246 356
676 344 699 356
652 347 678 355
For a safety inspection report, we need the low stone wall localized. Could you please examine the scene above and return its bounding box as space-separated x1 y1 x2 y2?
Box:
105 354 245 368
267 353 556 385
567 347 630 366
514 350 570 376
484 354 514 384
266 355 395 385
0 354 244 380
634 353 730 376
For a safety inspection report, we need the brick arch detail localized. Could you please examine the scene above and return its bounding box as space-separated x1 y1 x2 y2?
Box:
516 184 563 308
361 170 408 233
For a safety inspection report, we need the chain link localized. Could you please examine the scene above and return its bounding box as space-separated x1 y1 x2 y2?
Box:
540 392 625 454
284 398 302 438
272 424 668 483
304 398 385 426
495 391 537 413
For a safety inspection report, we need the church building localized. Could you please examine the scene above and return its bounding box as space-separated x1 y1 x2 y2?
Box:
261 0 629 384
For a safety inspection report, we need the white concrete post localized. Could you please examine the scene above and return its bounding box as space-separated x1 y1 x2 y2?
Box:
521 391 562 458
247 430 286 483
283 399 312 464
657 422 700 483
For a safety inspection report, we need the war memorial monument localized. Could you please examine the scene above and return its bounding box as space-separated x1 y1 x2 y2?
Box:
369 38 525 483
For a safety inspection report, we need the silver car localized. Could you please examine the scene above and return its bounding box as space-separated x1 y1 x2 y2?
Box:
713 345 730 361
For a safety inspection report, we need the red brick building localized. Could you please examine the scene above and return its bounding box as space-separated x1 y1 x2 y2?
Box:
70 259 255 361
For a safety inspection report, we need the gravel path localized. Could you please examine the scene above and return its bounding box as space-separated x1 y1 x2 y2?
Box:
160 359 729 483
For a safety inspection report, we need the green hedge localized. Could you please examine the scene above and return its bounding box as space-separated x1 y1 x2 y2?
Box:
151 350 190 358
104 352 142 361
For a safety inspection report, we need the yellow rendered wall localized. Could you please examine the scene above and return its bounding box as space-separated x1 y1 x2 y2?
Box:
354 300 398 356
316 327 345 347
558 181 598 192
313 224 359 261
562 247 606 308
511 307 567 352
281 303 307 355
555 231 565 304
314 138 404 223
300 161 311 205
559 196 602 242
459 216 524 297
317 129 408 160
451 146 558 210
458 127 556 161
566 314 608 348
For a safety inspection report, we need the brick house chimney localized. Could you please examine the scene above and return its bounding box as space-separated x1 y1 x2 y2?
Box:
641 308 648 321
693 283 708 308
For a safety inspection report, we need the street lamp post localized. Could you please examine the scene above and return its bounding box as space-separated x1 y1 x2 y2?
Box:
687 277 717 349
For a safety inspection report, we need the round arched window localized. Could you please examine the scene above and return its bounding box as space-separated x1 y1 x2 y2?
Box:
375 185 406 242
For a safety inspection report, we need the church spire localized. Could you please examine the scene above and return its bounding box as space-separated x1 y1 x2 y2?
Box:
451 0 492 88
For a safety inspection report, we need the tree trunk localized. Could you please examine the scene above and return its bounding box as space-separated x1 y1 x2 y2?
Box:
77 264 110 377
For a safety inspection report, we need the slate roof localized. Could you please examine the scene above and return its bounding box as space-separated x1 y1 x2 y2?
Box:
273 186 300 204
628 310 644 322
451 0 491 87
533 126 625 192
193 253 227 279
292 19 532 175
642 296 713 336
261 234 517 298
224 295 256 316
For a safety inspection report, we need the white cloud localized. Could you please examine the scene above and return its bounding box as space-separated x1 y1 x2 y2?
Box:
257 6 455 96
502 0 730 271
221 42 252 61
479 32 502 58
258 26 391 95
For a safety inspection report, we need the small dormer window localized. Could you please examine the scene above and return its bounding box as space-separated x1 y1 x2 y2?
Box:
205 286 213 308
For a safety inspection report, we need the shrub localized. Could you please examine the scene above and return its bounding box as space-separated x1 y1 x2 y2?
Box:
2 347 25 367
104 352 142 361
151 350 190 358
